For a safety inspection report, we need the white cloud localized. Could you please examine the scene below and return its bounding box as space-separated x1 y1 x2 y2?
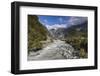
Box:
45 24 67 30
42 17 87 30
68 17 87 25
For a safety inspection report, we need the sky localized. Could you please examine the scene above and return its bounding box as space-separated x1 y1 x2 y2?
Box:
38 15 87 30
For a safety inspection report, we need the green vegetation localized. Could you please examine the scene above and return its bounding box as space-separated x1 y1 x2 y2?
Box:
28 15 88 58
65 36 87 58
65 23 88 58
28 15 49 52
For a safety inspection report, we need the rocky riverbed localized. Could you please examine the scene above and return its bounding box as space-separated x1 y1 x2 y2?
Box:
28 40 79 61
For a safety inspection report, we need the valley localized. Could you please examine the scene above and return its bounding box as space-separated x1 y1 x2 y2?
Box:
28 15 88 60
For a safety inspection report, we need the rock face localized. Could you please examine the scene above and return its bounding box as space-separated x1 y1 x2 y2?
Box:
28 40 79 60
49 21 87 40
49 28 66 40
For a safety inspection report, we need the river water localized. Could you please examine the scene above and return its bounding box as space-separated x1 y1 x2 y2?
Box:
28 40 79 60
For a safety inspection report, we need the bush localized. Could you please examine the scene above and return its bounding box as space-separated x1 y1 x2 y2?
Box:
65 36 88 58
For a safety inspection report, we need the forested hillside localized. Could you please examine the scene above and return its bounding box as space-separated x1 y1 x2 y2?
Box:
28 15 50 52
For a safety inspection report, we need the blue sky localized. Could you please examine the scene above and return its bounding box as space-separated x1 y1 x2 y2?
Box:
38 15 70 25
38 15 87 29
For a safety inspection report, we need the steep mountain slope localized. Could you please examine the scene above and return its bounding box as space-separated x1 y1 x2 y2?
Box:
28 15 51 52
65 21 88 58
49 28 66 40
49 21 87 40
66 22 88 38
49 21 88 58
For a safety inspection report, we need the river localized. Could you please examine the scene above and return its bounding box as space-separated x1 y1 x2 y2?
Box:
28 40 79 60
